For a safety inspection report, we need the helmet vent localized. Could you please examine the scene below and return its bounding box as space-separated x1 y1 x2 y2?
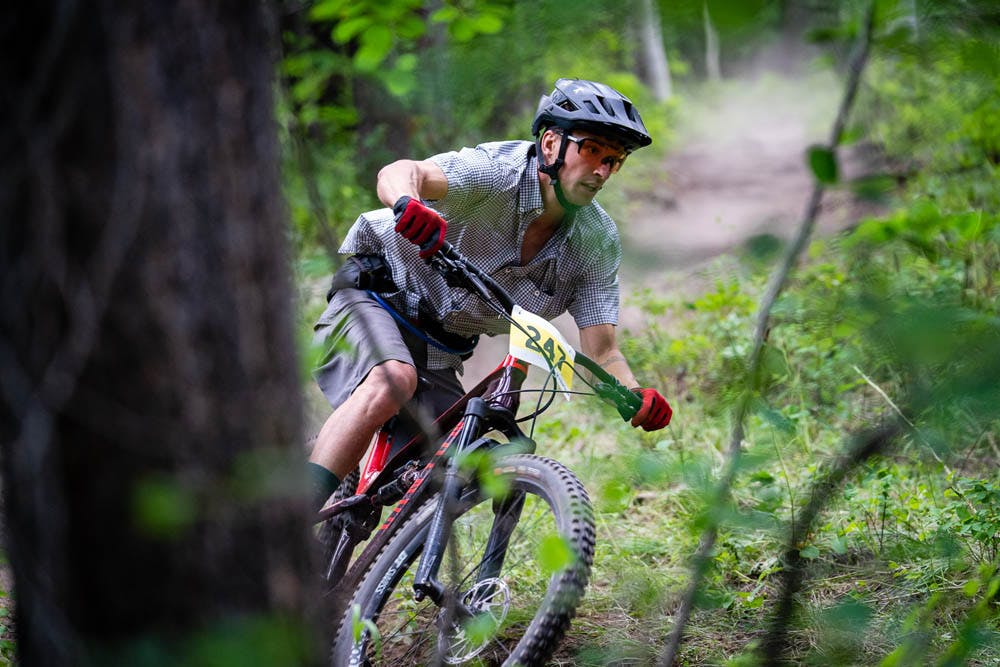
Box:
623 101 636 121
557 100 578 112
583 100 598 114
598 97 616 116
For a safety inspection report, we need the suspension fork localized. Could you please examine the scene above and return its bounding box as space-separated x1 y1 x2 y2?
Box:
412 398 484 605
476 490 526 584
412 358 528 606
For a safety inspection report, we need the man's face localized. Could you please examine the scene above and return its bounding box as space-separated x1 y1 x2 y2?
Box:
543 129 629 207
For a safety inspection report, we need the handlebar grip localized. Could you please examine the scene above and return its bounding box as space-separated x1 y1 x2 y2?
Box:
606 383 642 422
573 354 642 421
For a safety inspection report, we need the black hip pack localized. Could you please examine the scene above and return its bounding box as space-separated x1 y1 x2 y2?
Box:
326 254 399 302
326 254 478 360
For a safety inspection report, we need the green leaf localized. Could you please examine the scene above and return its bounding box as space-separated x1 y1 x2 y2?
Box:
757 405 795 435
537 533 575 574
839 124 864 146
807 145 838 184
462 614 499 646
958 38 1000 78
449 16 477 42
472 13 504 35
850 174 896 201
382 67 416 97
332 16 371 44
430 5 460 23
133 477 197 538
599 479 631 513
799 545 820 559
353 25 394 71
806 26 846 44
743 233 783 263
395 53 417 72
308 0 351 22
396 16 426 40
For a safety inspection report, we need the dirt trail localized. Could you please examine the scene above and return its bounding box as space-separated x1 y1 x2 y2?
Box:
463 72 884 386
622 77 875 281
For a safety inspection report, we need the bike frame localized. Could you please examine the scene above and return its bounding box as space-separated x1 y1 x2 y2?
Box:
320 353 531 608
354 353 528 498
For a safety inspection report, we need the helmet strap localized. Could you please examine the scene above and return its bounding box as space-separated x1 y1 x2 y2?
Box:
534 131 581 214
552 181 578 214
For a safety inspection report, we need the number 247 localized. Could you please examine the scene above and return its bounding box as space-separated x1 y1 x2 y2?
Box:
524 325 568 371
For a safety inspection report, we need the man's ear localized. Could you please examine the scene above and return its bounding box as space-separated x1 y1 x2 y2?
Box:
540 129 560 161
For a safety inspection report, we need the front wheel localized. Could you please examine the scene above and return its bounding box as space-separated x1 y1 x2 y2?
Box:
332 454 596 666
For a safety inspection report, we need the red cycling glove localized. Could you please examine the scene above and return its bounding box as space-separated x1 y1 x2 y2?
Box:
630 388 672 432
393 196 448 259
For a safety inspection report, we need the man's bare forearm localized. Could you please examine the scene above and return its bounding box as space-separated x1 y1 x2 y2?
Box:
377 159 448 207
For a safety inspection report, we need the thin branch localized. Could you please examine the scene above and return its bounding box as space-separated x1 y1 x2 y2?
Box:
657 4 877 665
758 422 903 667
852 364 953 474
852 365 915 430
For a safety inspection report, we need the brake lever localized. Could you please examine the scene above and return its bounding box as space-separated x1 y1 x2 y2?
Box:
427 242 514 313
431 256 476 292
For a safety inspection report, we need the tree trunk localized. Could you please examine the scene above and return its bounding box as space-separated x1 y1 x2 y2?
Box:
636 0 672 101
1 2 320 664
703 2 722 81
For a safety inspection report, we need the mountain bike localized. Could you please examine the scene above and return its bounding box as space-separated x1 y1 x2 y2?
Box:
319 241 642 666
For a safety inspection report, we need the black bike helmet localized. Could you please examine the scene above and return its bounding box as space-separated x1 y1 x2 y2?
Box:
531 78 652 153
531 78 651 212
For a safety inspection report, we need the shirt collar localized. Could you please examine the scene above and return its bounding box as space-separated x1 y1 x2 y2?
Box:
519 150 544 215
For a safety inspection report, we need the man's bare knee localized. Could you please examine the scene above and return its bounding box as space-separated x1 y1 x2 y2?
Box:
360 360 417 412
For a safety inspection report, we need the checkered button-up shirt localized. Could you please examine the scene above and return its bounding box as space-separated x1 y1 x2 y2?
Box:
340 140 622 371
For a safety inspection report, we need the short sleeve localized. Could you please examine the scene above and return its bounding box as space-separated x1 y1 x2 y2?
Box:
567 236 621 328
428 146 505 212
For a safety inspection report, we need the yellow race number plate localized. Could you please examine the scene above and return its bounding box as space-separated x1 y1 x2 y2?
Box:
508 306 575 396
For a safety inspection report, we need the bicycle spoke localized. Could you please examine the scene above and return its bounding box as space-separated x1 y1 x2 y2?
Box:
450 496 553 592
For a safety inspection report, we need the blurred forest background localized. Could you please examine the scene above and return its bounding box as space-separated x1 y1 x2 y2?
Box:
3 0 1000 665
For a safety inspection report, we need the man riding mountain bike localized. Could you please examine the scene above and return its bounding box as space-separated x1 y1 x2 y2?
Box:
307 77 673 512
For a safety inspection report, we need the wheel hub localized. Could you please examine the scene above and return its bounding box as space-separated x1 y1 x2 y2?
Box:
440 578 512 664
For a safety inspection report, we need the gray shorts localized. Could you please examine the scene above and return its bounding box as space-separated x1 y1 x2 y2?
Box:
313 288 463 416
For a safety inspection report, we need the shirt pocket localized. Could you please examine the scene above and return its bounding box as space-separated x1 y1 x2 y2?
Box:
510 277 565 321
524 258 559 296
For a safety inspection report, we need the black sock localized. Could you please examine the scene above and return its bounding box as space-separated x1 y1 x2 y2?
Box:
308 462 341 512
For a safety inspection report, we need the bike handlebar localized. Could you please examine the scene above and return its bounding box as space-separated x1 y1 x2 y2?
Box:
427 242 642 420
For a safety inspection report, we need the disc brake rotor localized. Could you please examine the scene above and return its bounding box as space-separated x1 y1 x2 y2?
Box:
440 578 512 664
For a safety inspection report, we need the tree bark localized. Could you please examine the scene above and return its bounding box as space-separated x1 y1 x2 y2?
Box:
1 2 320 664
636 0 672 101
